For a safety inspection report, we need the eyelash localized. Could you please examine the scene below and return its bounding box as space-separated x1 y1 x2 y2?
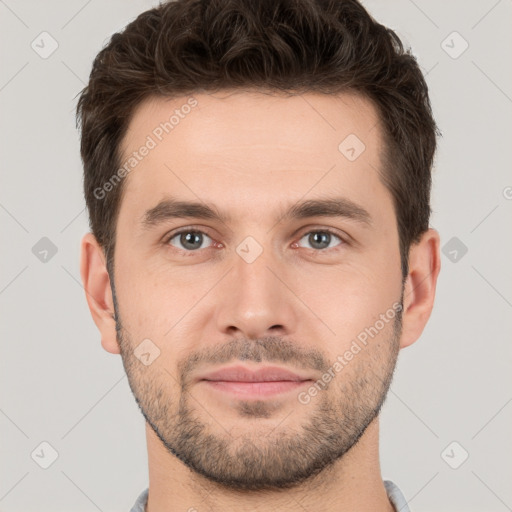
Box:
163 227 347 255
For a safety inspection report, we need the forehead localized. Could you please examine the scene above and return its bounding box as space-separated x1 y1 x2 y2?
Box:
117 90 390 227
121 89 381 164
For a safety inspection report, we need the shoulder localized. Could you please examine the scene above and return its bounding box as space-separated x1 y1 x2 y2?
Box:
129 487 149 512
384 480 411 512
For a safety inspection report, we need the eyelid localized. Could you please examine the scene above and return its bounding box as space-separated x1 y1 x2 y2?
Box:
164 226 219 250
294 226 348 250
163 225 350 253
164 226 203 242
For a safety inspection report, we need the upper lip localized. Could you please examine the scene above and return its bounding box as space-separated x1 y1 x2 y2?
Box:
198 365 313 383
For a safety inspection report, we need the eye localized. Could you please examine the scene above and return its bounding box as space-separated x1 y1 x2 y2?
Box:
166 229 215 252
295 229 344 251
164 227 345 254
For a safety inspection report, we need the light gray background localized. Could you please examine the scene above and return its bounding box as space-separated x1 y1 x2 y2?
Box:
1 1 511 511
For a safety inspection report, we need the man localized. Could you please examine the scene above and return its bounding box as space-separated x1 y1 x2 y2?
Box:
77 0 440 510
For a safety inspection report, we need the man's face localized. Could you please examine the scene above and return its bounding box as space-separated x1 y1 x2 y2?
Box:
112 90 404 490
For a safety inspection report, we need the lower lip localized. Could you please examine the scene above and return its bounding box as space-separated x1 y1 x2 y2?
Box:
202 380 310 398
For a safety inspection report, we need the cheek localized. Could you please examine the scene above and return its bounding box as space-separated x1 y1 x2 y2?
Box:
114 255 216 355
296 263 402 360
113 257 168 339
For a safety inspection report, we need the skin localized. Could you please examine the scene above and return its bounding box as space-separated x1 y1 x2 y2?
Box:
81 90 440 512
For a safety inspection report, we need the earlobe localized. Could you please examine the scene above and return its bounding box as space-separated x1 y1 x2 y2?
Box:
400 228 441 349
80 233 120 354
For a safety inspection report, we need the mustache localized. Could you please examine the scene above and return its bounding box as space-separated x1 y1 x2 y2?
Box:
178 336 329 379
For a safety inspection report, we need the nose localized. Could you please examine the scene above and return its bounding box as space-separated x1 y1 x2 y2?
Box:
214 243 299 340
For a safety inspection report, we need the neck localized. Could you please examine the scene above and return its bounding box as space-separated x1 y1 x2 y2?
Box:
144 417 395 512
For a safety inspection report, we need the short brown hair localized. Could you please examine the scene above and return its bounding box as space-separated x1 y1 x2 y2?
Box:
76 0 438 278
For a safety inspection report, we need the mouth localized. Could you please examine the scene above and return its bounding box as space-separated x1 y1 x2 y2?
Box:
197 364 314 398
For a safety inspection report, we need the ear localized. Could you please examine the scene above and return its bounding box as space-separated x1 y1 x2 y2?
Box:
80 232 120 354
400 228 441 349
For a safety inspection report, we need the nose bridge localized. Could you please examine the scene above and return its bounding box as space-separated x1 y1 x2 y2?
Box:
215 234 297 339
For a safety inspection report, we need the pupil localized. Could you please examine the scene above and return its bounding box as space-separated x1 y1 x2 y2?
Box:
182 232 202 250
311 232 329 249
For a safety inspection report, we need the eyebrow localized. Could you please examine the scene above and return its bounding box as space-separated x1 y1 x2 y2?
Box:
141 196 372 229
